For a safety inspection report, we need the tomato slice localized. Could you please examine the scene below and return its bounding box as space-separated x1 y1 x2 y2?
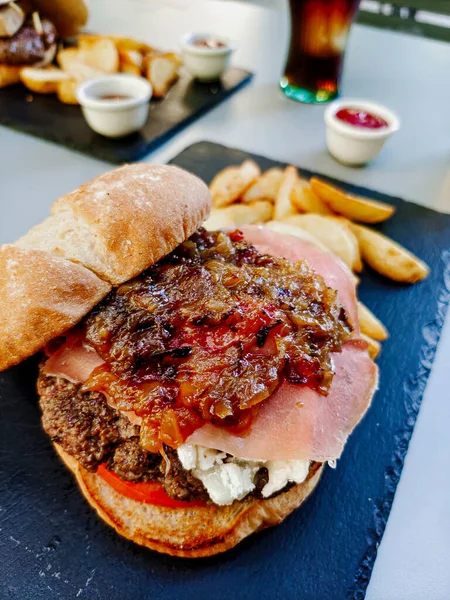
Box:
97 464 205 508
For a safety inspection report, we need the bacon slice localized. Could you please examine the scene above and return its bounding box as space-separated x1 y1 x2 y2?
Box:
239 225 360 334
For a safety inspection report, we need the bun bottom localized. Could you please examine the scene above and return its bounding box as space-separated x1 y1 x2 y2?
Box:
55 444 323 558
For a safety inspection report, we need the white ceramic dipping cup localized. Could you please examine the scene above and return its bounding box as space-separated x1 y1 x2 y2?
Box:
181 33 234 82
77 74 152 138
324 99 400 166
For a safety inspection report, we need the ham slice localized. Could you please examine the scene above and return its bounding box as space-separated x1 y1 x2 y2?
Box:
239 225 360 334
44 337 143 426
43 336 104 383
187 339 377 461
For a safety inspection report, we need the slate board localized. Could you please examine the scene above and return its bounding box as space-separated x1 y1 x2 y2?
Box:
0 69 251 164
1 141 450 600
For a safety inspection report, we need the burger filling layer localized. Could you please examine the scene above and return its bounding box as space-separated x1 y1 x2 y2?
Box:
39 228 352 506
82 228 351 452
38 373 309 505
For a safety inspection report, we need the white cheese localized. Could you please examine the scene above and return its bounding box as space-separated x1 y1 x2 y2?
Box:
177 444 310 506
177 444 197 470
194 463 258 506
262 460 310 498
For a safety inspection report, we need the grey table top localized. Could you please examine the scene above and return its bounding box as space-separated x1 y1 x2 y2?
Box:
1 1 449 598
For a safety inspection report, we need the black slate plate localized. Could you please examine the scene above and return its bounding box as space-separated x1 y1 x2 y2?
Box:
1 141 450 600
0 69 251 164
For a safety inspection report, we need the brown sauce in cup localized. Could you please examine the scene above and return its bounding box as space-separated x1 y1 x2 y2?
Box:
193 38 226 49
98 94 132 101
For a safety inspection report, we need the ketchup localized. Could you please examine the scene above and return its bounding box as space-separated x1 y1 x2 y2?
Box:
336 108 388 130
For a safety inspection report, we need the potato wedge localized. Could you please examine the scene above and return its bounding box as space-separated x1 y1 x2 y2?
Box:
202 207 235 231
310 177 395 223
63 59 106 82
210 160 261 208
204 201 272 230
0 64 22 88
351 224 429 283
326 216 362 271
283 214 361 271
274 166 298 220
242 168 283 204
230 201 273 225
203 210 236 231
361 333 381 360
77 34 103 48
118 48 143 76
143 52 181 98
291 178 333 214
20 66 69 94
56 79 79 105
265 221 329 251
78 38 119 74
57 47 80 72
79 35 155 56
110 35 155 55
357 302 388 340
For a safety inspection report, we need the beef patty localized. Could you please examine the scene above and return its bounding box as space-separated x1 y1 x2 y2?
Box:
38 371 277 503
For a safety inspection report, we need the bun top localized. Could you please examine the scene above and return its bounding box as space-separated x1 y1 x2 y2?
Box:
0 164 211 371
32 0 89 37
0 246 111 371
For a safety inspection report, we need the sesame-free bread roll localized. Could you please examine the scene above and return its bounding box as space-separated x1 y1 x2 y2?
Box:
1 164 211 371
17 164 211 285
0 245 111 371
55 444 323 558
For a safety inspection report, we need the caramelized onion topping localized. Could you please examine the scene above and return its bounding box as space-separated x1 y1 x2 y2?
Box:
83 228 351 451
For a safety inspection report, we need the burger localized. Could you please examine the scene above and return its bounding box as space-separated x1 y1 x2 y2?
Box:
0 163 378 557
0 0 88 87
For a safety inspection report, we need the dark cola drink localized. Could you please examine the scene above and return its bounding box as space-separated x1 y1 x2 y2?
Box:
281 0 360 103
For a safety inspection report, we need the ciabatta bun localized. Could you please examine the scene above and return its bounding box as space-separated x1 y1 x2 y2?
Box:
17 164 211 285
0 164 211 371
0 245 110 371
55 444 323 558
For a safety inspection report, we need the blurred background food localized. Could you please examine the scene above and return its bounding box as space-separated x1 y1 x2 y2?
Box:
0 0 88 87
2 26 183 103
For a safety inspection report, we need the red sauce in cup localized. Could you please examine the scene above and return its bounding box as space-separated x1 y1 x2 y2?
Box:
336 108 388 129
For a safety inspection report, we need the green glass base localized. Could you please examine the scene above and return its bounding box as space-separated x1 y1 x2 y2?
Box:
280 78 338 104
